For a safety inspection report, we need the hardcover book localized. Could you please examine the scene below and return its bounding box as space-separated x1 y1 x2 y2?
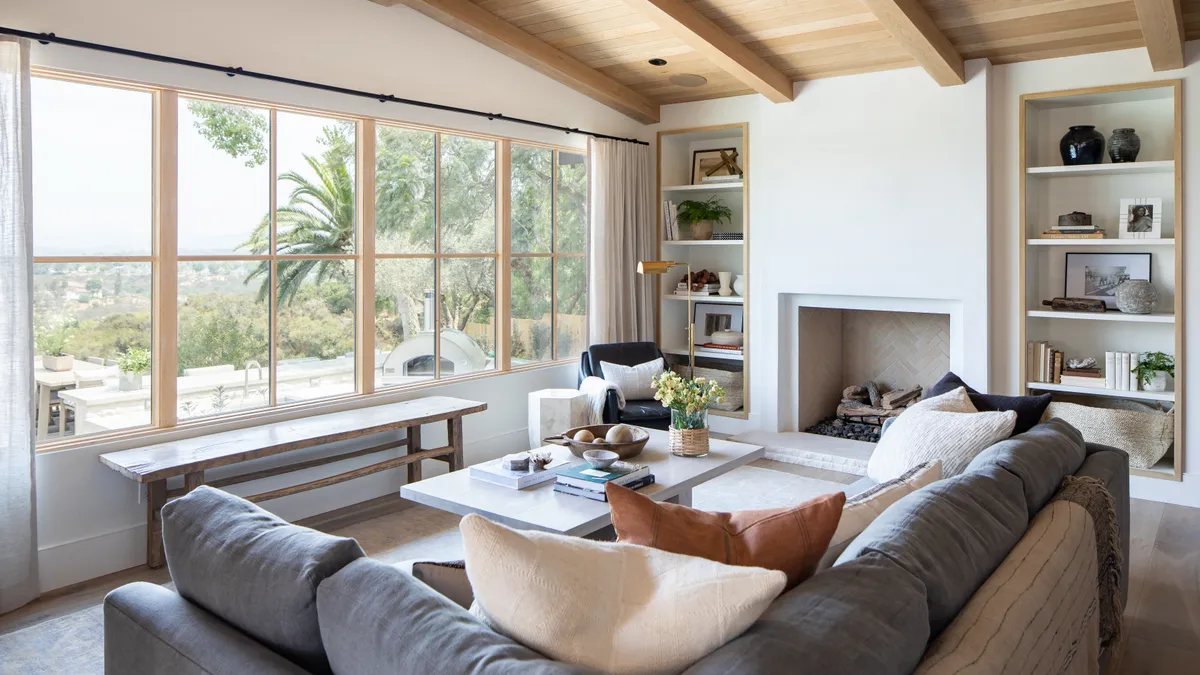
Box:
553 475 656 502
555 462 650 491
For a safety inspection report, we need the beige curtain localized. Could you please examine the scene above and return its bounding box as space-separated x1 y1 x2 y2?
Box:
0 35 38 614
588 138 655 345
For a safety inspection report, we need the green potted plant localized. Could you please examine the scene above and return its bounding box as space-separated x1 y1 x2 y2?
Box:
36 323 74 372
652 371 725 457
675 196 733 241
1133 351 1174 392
117 347 151 391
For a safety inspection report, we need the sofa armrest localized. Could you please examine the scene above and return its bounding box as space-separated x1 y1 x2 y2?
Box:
105 583 311 675
604 390 622 423
1077 443 1130 608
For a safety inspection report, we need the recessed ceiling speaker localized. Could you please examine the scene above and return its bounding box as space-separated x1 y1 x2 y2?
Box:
669 73 708 88
648 58 668 66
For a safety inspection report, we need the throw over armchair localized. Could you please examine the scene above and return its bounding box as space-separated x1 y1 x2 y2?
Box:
578 342 670 430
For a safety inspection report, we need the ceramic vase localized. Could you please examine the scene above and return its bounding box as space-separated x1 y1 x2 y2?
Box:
718 272 733 296
732 274 745 297
690 220 714 240
1059 125 1105 165
42 354 74 372
1108 128 1140 163
1145 371 1169 392
119 372 143 392
1114 279 1158 314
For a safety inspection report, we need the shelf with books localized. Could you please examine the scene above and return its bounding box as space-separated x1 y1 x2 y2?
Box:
663 294 743 304
1026 238 1176 246
662 346 744 363
1026 381 1175 403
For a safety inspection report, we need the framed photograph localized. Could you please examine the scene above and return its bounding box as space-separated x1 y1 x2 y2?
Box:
691 148 743 185
1118 197 1163 239
1064 252 1152 309
693 303 744 344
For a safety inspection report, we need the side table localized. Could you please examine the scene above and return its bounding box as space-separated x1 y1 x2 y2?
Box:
528 388 589 449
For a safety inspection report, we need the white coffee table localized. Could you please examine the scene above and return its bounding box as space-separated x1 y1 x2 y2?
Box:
400 428 765 537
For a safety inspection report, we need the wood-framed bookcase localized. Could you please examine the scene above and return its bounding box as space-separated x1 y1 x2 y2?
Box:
1019 80 1184 480
655 123 750 420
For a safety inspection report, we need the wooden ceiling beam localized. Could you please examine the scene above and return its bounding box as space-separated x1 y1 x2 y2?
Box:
857 0 964 86
619 0 795 103
372 0 660 123
1131 0 1185 71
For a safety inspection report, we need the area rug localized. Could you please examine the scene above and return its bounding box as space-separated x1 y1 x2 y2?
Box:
0 605 103 675
691 464 851 512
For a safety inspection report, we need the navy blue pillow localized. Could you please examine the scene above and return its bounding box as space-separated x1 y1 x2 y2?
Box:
928 372 1051 436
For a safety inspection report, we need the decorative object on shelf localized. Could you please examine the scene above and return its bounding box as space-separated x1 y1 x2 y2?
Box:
1057 211 1092 229
1044 400 1173 469
1068 357 1098 369
1042 298 1107 313
694 302 744 345
1114 279 1159 314
1064 252 1152 309
1118 197 1163 239
638 259 695 378
691 147 743 184
710 330 743 346
717 272 733 297
732 274 745 297
36 322 74 372
117 347 151 392
653 371 725 457
675 196 732 240
528 448 554 471
1133 352 1174 392
712 232 743 241
1108 128 1141 163
1059 125 1105 165
502 454 530 472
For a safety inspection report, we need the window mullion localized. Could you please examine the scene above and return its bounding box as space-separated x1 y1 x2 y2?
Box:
550 150 559 361
154 89 179 428
268 109 279 407
497 140 512 372
357 119 376 396
433 133 442 380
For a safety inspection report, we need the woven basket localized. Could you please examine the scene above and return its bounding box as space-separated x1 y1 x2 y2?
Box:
669 426 710 457
670 364 744 411
1044 401 1174 469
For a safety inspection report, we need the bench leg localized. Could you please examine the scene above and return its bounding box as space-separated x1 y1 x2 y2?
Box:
448 416 464 471
146 480 167 569
406 425 422 484
184 470 205 493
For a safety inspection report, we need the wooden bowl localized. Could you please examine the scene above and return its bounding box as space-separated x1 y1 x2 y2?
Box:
542 424 650 460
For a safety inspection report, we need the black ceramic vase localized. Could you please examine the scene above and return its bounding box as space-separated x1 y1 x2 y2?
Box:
1059 125 1105 165
1108 128 1141 163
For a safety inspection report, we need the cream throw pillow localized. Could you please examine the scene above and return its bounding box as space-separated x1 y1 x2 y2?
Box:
818 461 942 570
866 387 1016 482
600 358 664 401
460 513 785 675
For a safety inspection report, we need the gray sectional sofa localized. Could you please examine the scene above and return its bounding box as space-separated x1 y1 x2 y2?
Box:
104 419 1128 675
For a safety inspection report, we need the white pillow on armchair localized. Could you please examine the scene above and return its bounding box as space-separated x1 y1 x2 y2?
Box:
599 357 664 401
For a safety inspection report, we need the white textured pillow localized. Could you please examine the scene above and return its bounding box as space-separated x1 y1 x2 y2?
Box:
867 387 1016 482
600 358 664 401
819 461 942 570
461 513 785 675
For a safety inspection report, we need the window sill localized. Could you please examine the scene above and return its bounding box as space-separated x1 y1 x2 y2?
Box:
35 357 579 456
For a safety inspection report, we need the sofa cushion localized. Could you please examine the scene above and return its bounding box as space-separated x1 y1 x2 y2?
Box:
966 418 1087 519
682 552 929 675
397 559 473 609
835 464 1029 636
608 483 845 589
929 371 1052 435
618 399 669 421
161 486 364 674
318 558 592 675
599 358 664 400
461 513 785 674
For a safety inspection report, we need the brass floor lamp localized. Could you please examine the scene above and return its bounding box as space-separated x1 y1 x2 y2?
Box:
637 260 694 380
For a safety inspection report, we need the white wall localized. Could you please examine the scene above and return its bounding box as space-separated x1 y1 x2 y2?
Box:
7 0 643 591
652 60 992 436
990 46 1200 507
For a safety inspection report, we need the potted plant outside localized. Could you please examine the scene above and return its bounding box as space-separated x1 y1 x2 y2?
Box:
652 371 725 457
1133 352 1174 392
37 323 75 372
675 196 733 241
117 347 151 391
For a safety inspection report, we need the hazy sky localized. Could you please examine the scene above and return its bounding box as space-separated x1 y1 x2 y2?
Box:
32 77 334 257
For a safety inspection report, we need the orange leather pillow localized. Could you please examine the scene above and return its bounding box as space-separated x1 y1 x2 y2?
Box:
606 483 846 590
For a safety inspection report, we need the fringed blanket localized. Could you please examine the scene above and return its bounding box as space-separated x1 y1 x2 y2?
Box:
578 376 623 424
1050 475 1123 650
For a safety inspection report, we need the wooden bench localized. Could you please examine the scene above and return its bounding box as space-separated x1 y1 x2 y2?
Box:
99 396 487 568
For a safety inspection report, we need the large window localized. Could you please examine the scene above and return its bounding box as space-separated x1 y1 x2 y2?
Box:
31 72 587 446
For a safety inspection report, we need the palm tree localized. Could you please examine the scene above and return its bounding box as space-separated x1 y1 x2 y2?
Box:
241 153 355 305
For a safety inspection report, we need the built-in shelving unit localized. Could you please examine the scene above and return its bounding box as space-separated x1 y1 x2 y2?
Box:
657 124 750 419
1019 80 1184 481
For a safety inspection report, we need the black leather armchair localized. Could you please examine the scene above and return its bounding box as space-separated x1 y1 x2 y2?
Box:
578 341 671 430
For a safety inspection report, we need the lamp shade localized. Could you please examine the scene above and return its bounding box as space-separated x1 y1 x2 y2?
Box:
637 260 678 275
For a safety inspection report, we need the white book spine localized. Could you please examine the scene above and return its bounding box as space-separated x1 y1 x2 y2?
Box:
1119 352 1130 390
1130 352 1140 391
1105 352 1116 389
1026 342 1035 384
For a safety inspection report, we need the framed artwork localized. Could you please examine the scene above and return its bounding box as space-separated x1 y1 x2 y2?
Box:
691 148 743 185
693 303 744 344
1118 197 1163 239
1064 252 1152 309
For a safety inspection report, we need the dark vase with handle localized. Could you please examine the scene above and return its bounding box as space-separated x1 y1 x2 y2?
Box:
1059 125 1105 165
1108 128 1141 163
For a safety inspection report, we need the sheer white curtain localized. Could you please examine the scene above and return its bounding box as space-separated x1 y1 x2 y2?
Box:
588 138 655 345
0 35 38 614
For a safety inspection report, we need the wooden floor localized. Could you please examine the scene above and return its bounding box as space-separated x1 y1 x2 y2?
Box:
2 464 1198 675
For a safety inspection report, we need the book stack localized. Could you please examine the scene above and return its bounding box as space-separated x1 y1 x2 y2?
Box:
699 174 741 184
1041 225 1105 239
675 282 720 296
469 451 572 490
1027 341 1063 383
1104 351 1141 391
553 461 655 502
698 343 743 356
1060 366 1104 389
662 201 680 241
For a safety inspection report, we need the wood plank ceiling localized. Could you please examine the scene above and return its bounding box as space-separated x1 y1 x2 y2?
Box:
380 0 1195 121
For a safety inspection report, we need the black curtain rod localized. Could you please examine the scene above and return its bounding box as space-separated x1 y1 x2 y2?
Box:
0 26 648 146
